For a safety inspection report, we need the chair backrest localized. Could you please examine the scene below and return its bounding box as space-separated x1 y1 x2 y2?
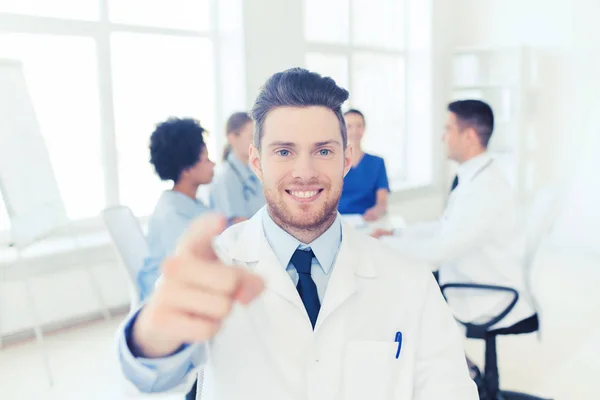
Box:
102 206 148 307
521 186 562 324
523 186 562 268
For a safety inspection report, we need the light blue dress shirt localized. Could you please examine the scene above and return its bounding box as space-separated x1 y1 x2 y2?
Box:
137 190 209 302
209 153 265 219
118 208 342 393
261 208 342 303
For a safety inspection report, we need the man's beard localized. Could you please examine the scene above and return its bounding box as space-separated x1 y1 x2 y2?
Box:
265 180 341 235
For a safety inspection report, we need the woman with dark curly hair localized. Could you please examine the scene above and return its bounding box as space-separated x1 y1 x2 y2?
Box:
137 117 215 303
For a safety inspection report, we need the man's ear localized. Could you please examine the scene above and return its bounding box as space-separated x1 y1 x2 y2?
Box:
466 127 481 146
249 144 263 182
343 144 353 177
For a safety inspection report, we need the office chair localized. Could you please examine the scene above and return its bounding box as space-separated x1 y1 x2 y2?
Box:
102 206 201 400
101 205 148 311
440 188 560 400
441 283 548 400
522 187 562 314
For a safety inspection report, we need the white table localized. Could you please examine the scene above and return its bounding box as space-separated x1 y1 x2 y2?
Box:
340 212 407 234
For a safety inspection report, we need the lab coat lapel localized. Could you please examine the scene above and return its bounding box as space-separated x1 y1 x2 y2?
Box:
228 210 306 314
226 211 313 387
316 221 377 330
253 236 306 312
226 213 379 332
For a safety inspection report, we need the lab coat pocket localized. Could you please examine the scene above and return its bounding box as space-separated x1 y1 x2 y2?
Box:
343 341 399 400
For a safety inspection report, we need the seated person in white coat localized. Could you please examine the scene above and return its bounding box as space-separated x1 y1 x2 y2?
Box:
117 68 478 400
372 100 536 330
209 112 265 223
137 118 215 302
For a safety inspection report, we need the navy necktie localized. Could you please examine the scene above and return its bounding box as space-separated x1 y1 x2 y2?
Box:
450 175 459 192
291 248 320 329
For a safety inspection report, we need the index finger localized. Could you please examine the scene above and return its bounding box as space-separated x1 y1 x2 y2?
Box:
175 213 228 261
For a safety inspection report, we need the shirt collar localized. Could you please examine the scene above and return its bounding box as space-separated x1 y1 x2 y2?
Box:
261 208 342 275
457 151 492 183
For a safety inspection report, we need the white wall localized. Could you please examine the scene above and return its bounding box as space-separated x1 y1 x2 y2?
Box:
0 246 129 339
450 0 599 249
431 0 456 190
555 0 600 250
243 0 306 108
451 0 566 191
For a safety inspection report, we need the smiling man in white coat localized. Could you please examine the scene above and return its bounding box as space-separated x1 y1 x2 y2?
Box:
116 68 478 400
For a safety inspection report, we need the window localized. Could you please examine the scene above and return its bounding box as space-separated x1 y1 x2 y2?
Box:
303 0 349 44
304 53 349 91
351 0 405 49
112 33 215 216
304 0 432 189
0 0 98 20
108 0 211 31
0 1 222 234
351 53 406 183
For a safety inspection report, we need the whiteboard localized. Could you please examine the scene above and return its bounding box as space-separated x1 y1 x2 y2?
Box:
0 59 68 248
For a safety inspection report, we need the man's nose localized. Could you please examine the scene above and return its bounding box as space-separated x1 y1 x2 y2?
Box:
291 153 318 181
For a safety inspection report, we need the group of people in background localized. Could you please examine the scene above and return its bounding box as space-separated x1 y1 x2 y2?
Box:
136 95 534 338
136 106 391 302
135 87 535 332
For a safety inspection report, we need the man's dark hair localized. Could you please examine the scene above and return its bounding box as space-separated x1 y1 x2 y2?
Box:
448 100 494 147
250 68 350 149
149 117 207 182
344 108 365 124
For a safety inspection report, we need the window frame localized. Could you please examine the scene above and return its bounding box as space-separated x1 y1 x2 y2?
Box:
0 0 222 243
303 0 410 187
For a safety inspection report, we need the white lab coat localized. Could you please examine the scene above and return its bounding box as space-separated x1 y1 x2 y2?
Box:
381 153 536 329
122 210 478 400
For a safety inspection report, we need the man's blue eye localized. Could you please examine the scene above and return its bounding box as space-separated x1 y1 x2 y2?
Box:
278 149 290 156
319 149 331 156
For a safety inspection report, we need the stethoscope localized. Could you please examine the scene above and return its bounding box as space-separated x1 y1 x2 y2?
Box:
227 160 258 202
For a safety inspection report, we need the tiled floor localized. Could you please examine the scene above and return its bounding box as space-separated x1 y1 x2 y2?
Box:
0 315 157 400
1 243 599 400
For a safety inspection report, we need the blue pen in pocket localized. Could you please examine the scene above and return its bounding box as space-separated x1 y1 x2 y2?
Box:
395 331 403 359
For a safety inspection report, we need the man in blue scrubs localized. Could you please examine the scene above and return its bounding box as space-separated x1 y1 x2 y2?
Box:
338 109 390 220
137 118 215 303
